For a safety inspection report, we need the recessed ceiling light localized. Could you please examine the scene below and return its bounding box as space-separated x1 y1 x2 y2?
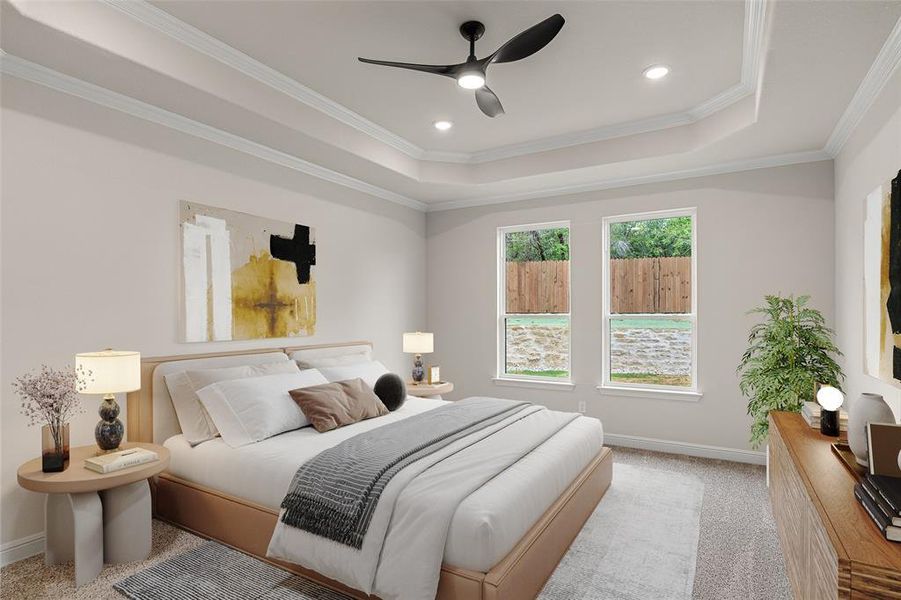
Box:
433 120 453 131
643 65 670 80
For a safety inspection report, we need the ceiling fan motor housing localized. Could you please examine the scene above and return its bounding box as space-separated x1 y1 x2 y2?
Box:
459 21 486 42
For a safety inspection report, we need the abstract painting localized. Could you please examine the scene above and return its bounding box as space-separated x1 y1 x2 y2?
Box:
179 201 316 342
864 170 901 383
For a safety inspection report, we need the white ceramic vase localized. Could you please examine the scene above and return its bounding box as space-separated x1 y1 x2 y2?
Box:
847 392 894 467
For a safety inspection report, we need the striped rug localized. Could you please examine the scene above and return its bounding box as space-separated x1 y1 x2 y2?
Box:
114 542 349 600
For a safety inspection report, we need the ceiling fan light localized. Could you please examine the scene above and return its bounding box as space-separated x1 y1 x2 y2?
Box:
457 72 485 90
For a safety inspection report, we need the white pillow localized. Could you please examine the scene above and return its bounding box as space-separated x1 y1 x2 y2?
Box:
196 370 328 448
164 361 299 445
316 361 390 388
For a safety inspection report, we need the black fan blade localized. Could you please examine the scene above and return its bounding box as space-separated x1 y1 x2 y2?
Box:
475 86 505 117
357 57 459 78
487 14 565 65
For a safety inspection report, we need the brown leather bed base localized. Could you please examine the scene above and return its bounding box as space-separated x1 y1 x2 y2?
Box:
153 445 613 600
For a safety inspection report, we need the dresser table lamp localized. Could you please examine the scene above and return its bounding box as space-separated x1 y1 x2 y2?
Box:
816 385 844 437
403 332 433 384
75 350 141 453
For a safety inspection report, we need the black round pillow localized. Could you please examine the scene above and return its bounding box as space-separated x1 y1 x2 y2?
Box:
374 373 406 411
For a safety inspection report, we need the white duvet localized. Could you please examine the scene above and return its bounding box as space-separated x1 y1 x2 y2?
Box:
266 402 582 600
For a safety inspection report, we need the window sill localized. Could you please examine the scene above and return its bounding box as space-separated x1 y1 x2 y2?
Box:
493 377 576 391
596 385 703 402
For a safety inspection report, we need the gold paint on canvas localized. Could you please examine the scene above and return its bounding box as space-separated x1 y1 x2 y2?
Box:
232 251 316 339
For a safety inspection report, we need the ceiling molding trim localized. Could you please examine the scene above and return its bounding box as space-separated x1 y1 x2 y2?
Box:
422 0 766 164
102 0 765 165
0 51 428 212
99 0 425 159
426 149 831 212
823 16 901 157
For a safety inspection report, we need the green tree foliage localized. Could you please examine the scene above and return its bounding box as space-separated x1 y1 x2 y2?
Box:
505 228 569 262
737 295 844 448
609 216 692 258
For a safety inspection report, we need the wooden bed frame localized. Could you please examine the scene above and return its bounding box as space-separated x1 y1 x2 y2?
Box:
127 343 613 600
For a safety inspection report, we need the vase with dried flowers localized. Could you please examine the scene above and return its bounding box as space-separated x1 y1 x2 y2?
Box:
14 365 89 472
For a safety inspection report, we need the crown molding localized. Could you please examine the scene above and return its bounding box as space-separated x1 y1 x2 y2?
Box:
425 149 831 212
824 16 901 157
102 0 766 165
0 51 830 216
0 51 427 212
98 0 424 159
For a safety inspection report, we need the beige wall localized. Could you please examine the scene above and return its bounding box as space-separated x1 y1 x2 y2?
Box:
427 161 835 453
0 78 426 550
834 68 901 420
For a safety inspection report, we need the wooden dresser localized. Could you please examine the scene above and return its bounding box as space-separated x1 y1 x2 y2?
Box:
768 412 901 599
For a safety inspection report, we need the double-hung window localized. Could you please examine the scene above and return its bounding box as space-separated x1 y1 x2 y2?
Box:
601 209 697 393
498 222 571 381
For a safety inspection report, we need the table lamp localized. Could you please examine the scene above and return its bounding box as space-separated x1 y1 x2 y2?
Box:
403 332 433 384
75 350 141 452
816 385 844 437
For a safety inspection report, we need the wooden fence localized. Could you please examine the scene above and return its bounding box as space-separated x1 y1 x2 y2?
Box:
609 257 691 314
505 257 691 314
505 260 569 313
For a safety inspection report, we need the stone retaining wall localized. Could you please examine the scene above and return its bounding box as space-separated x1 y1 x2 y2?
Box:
505 324 690 375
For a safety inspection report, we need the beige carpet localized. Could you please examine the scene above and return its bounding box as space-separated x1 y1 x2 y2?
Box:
0 448 789 600
0 520 204 599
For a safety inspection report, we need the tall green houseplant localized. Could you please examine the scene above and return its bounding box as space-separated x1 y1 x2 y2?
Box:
738 295 844 447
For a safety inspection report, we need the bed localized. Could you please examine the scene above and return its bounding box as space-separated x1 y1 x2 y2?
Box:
126 342 613 600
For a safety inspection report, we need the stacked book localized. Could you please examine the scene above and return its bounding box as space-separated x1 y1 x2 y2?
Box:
855 474 901 542
800 401 848 432
84 447 159 474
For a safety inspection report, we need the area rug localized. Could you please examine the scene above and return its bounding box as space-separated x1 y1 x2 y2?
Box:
115 463 704 600
114 542 348 600
539 462 704 599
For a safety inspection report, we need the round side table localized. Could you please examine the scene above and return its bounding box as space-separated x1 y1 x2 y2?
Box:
17 442 169 586
406 381 454 399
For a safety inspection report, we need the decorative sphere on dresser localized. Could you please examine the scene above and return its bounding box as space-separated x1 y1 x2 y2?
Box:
847 392 894 466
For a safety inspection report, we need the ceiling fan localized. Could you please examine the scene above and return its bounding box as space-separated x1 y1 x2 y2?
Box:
358 14 565 118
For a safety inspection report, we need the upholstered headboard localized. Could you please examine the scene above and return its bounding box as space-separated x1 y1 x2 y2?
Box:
126 341 373 444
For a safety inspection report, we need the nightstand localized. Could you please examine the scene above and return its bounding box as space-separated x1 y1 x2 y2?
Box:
407 381 454 399
17 442 169 586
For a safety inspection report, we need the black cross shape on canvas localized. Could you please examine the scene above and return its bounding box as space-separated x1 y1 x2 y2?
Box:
270 225 316 285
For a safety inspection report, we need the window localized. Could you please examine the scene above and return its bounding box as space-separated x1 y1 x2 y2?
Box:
498 222 571 381
602 209 697 392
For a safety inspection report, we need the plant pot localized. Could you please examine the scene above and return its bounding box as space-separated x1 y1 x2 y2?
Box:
41 423 70 473
847 393 894 467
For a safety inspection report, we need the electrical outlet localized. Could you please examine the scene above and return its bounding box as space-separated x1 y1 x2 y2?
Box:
577 401 586 414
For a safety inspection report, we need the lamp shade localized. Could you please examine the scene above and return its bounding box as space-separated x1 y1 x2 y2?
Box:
816 385 844 411
403 332 434 354
75 350 141 394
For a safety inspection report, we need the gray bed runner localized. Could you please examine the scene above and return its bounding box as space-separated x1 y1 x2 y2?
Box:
280 397 532 548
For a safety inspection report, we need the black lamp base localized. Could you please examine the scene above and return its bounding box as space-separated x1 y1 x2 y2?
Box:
96 394 124 452
820 408 840 437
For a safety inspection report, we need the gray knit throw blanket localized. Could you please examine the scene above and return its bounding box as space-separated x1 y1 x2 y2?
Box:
280 397 533 549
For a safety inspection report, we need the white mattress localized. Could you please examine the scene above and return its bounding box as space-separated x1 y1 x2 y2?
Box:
164 397 603 571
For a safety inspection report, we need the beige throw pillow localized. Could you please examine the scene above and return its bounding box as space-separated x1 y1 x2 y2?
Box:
165 361 300 445
289 378 389 433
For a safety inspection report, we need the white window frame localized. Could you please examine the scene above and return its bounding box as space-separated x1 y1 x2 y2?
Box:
496 221 572 385
600 208 700 399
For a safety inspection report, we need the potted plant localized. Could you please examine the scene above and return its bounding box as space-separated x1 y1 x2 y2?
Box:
14 365 88 472
738 295 844 448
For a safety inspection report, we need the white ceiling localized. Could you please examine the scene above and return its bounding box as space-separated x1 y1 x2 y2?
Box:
2 0 900 210
148 0 745 153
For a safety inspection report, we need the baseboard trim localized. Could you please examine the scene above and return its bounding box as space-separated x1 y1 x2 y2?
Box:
605 433 766 465
0 532 44 567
